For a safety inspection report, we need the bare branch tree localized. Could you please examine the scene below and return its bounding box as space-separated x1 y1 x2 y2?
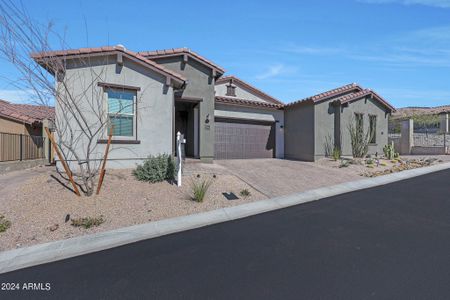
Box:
0 0 144 196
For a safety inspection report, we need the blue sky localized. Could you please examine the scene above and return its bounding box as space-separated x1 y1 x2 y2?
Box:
0 0 449 107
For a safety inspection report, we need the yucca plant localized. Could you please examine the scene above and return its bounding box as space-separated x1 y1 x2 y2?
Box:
332 147 341 161
190 178 213 202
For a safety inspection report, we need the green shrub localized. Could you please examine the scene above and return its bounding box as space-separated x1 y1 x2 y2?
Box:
133 154 175 183
339 159 350 168
190 178 213 202
366 158 374 165
332 147 341 161
239 188 251 198
71 216 105 229
0 215 11 233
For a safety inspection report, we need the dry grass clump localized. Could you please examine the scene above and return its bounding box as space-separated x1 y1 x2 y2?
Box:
0 215 11 233
71 216 105 229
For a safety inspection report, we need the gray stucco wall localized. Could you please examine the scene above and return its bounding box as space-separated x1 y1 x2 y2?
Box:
284 102 315 161
284 95 390 161
215 82 271 103
151 56 216 162
339 96 389 157
57 55 174 169
314 100 336 158
214 104 284 158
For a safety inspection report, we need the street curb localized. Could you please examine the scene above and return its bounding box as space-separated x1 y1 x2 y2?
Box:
1 161 450 275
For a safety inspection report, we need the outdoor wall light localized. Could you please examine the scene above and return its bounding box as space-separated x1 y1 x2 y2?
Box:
205 114 210 124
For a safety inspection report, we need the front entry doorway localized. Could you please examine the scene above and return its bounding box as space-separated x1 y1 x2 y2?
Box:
175 101 199 158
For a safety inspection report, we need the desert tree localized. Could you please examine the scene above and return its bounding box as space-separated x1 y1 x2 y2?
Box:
0 0 143 196
348 114 372 158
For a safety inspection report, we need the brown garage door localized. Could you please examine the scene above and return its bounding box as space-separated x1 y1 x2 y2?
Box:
214 118 275 159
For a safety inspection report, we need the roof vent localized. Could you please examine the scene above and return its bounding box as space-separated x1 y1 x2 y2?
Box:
115 44 126 51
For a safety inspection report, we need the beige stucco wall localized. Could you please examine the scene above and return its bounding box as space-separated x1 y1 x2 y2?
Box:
0 116 26 134
0 116 41 136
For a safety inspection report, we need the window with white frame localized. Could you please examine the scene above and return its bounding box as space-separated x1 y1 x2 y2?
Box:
106 89 136 137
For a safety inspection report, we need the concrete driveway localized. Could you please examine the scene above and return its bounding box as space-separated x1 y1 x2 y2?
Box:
216 158 361 197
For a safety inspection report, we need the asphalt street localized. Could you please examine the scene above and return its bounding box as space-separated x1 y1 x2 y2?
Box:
2 169 450 299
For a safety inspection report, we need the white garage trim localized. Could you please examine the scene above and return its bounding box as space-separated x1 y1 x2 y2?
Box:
214 109 276 122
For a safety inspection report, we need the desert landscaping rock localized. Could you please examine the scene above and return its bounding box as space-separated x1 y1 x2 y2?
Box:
0 168 266 251
1 156 450 252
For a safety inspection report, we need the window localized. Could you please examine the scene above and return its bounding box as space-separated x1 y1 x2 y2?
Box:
107 89 135 137
355 113 364 133
369 115 377 144
226 84 236 97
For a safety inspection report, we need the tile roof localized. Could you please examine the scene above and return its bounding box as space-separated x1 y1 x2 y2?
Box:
139 48 225 74
337 89 396 112
286 83 362 107
31 45 186 84
215 96 283 110
215 76 284 105
0 100 55 125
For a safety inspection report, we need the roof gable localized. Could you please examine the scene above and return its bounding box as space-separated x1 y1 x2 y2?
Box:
31 45 186 87
286 83 363 107
337 89 396 112
139 48 225 75
286 83 395 112
215 76 284 106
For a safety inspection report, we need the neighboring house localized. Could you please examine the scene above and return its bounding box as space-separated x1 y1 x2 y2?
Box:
0 100 54 162
0 100 55 136
284 83 395 161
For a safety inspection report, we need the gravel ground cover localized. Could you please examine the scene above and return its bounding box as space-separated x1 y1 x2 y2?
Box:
0 168 266 251
315 155 450 177
1 155 449 252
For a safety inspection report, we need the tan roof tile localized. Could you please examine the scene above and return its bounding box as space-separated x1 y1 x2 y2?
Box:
31 45 186 84
215 96 283 110
0 99 54 125
139 48 225 74
286 83 362 107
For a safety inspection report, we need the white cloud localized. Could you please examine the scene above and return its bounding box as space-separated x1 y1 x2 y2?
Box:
359 0 450 8
0 89 35 104
381 87 450 106
255 64 297 80
282 45 344 55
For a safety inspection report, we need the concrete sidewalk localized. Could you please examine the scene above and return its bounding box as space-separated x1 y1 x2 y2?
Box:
1 161 450 275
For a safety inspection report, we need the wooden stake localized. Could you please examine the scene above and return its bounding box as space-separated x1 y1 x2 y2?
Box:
96 127 113 195
44 127 81 196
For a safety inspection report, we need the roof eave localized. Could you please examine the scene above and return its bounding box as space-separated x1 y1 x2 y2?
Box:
31 49 187 87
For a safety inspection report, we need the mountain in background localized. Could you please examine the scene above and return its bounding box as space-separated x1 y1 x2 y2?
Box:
392 105 450 119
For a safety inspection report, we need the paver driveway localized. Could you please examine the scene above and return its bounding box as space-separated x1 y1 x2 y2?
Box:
216 158 361 197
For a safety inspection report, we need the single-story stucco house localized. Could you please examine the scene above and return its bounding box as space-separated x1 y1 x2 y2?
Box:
284 83 396 161
31 45 395 168
32 45 285 168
